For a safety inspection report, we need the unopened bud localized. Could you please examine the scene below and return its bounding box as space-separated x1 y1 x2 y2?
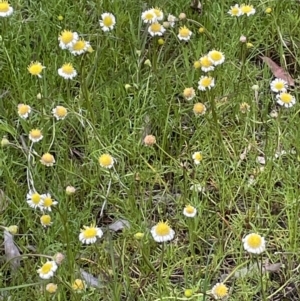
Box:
66 186 76 195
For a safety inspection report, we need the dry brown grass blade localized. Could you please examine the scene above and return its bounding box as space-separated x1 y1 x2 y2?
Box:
4 230 21 272
261 56 295 86
0 190 9 212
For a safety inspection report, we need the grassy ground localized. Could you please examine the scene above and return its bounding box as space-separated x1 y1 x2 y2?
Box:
0 0 300 300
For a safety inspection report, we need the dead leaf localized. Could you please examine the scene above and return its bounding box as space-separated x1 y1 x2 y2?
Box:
108 219 130 232
234 260 282 278
4 230 21 271
80 269 106 288
264 262 282 272
190 0 202 13
261 56 295 86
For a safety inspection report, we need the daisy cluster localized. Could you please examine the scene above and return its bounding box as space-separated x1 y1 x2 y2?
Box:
141 7 193 41
228 4 256 17
1 0 295 298
182 49 225 117
270 78 295 108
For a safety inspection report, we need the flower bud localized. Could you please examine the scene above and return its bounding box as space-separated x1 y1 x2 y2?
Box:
66 186 76 195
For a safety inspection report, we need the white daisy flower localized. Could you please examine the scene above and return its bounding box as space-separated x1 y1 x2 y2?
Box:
167 14 177 27
270 78 288 93
40 193 58 212
178 26 192 41
242 233 266 254
27 190 44 209
183 205 197 217
211 282 229 300
151 7 164 21
69 39 90 56
79 225 103 244
276 92 296 108
52 105 68 120
37 261 58 279
58 63 77 80
199 55 215 72
183 87 196 100
192 151 203 164
58 30 79 50
0 1 13 17
99 12 116 31
208 50 225 66
151 221 175 243
98 154 114 169
241 4 256 16
18 104 31 119
29 129 43 143
141 9 157 23
228 4 242 17
198 76 215 91
148 22 166 36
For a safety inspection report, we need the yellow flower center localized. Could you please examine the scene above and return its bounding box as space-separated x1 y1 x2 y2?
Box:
274 82 284 90
30 129 42 139
194 152 203 161
0 1 9 12
43 197 53 207
230 7 240 15
72 279 85 290
241 5 253 14
185 205 195 214
209 51 222 61
40 262 53 274
18 104 29 115
214 283 228 298
144 12 154 20
28 62 44 75
155 222 171 236
246 233 262 248
150 23 161 32
83 227 97 239
55 106 67 117
201 77 212 87
31 193 41 204
280 93 292 103
179 26 190 37
41 215 51 225
103 15 113 27
99 154 113 167
42 153 54 163
200 56 213 67
73 40 85 51
193 103 205 114
61 63 74 74
60 30 74 44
